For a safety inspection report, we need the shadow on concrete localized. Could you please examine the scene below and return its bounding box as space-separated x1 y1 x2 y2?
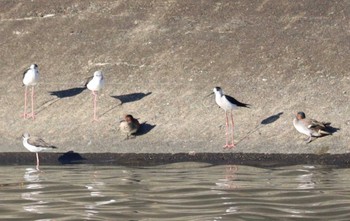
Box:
260 112 283 125
325 124 340 135
58 151 86 164
136 122 156 136
111 92 152 105
49 87 87 98
236 112 284 145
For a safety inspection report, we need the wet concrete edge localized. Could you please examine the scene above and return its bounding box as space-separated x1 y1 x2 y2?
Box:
1 152 350 167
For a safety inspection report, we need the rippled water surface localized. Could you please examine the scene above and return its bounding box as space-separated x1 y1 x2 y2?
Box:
1 163 350 220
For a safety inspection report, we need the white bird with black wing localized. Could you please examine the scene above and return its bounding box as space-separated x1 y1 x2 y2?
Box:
22 64 39 119
86 70 105 121
22 133 57 170
211 87 250 148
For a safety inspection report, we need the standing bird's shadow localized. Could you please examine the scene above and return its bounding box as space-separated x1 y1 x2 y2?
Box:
49 87 87 98
235 112 284 145
260 112 284 125
49 77 91 98
111 92 152 105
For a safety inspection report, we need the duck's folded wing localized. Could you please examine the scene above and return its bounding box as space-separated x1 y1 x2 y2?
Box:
308 119 326 129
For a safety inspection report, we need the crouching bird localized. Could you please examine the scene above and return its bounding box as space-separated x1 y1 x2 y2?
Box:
293 111 331 143
119 115 140 139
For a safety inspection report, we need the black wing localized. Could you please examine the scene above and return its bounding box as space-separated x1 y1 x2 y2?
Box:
225 95 250 108
22 68 30 86
22 68 29 79
84 76 93 87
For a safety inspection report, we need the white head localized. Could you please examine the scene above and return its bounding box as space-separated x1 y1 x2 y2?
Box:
22 133 30 139
94 70 104 79
30 64 38 70
213 87 223 95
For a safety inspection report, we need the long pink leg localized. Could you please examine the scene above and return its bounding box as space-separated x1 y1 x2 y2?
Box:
30 87 35 120
93 91 98 121
23 86 28 118
224 111 229 148
36 153 40 170
229 111 235 148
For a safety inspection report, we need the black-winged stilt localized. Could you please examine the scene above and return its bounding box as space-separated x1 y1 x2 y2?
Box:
210 87 250 148
22 64 39 119
22 133 57 170
86 70 105 121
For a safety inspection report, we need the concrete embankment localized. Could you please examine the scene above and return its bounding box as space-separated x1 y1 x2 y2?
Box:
0 0 349 165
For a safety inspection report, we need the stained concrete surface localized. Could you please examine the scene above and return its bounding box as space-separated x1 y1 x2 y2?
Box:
0 1 349 163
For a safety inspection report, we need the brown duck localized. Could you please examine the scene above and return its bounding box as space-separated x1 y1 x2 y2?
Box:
119 115 140 139
293 112 331 143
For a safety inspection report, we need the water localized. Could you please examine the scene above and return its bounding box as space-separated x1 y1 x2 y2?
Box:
1 163 350 221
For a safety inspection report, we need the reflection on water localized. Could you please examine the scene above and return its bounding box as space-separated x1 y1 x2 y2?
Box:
22 168 46 215
296 165 316 190
215 165 239 189
84 170 116 220
0 163 350 220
